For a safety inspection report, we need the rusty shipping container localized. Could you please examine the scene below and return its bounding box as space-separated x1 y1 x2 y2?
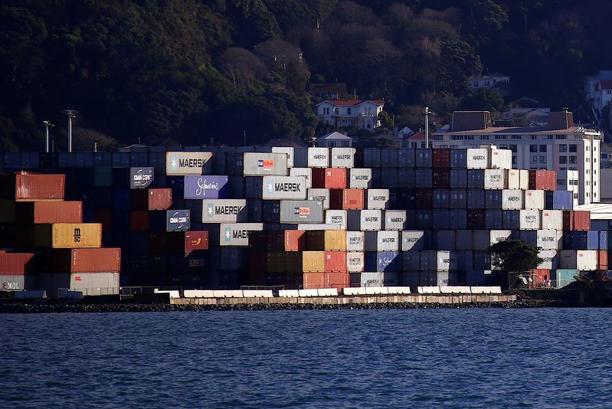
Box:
563 211 591 231
0 174 65 201
185 231 209 254
149 188 173 210
432 148 451 168
15 201 82 224
329 189 364 210
284 230 305 252
325 251 347 273
528 170 557 191
312 168 348 189
52 223 103 248
50 248 121 273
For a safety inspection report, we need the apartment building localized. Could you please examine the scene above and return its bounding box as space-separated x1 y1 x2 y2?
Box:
316 99 384 131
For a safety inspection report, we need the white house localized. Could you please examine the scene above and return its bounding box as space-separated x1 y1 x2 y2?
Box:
500 107 551 127
316 99 384 131
316 131 352 148
468 73 510 90
585 70 612 124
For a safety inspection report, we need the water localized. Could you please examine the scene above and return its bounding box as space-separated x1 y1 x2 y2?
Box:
0 309 610 408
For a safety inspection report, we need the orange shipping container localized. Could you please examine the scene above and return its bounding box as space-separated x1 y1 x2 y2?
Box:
330 189 364 210
130 210 149 232
0 252 35 275
302 251 325 273
148 188 172 210
51 223 102 248
284 230 305 252
528 170 557 191
303 272 326 289
324 230 347 251
15 201 82 224
0 174 65 201
598 250 608 271
312 168 348 189
325 251 347 273
51 248 121 273
528 269 551 289
325 271 350 291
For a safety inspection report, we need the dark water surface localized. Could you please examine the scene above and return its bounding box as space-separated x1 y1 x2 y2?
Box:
0 309 610 408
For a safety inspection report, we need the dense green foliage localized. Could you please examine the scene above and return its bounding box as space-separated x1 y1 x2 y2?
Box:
0 0 610 150
489 239 543 273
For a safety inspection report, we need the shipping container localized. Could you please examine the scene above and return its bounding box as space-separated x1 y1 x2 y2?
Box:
348 209 382 231
51 223 102 248
49 248 121 273
519 210 541 230
347 252 365 273
485 190 502 209
302 251 326 273
559 250 597 271
467 170 485 189
349 168 372 189
398 148 416 167
367 189 390 210
598 250 608 270
289 168 312 188
331 148 356 168
183 175 229 199
364 148 381 168
506 169 520 190
262 176 307 200
563 211 591 231
467 189 485 208
432 148 451 168
202 199 247 223
324 230 347 251
537 229 561 250
489 147 512 169
524 190 545 210
329 188 364 210
312 168 347 189
415 149 432 168
324 251 347 273
529 170 557 191
129 210 149 232
284 230 305 252
165 152 213 175
545 191 573 210
15 201 82 224
450 169 467 189
364 231 399 252
271 147 294 168
219 223 264 246
346 231 365 252
243 152 288 176
501 190 523 210
485 209 503 229
0 174 65 201
455 230 473 250
537 249 558 270
436 230 455 250
541 210 563 230
384 210 407 231
325 209 347 229
307 148 330 168
148 188 173 210
279 200 324 224
484 169 506 190
365 251 401 272
466 148 488 169
414 169 433 188
0 252 35 276
551 269 578 288
307 188 330 209
380 149 399 168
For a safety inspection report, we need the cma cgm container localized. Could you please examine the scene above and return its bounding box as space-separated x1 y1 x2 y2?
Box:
165 152 213 175
262 176 307 200
183 175 229 199
166 210 190 232
0 174 65 200
15 201 82 224
129 167 154 189
243 153 288 176
279 200 324 224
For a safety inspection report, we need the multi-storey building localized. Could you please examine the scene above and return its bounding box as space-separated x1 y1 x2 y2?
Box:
316 99 384 131
432 111 602 205
584 70 612 124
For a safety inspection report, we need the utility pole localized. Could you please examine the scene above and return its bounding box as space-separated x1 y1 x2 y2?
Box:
43 121 54 153
424 106 431 148
64 110 77 152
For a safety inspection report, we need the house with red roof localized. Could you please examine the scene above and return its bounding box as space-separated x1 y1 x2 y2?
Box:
316 99 385 131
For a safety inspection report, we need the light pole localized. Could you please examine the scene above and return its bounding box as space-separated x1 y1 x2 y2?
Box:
43 121 54 153
64 110 77 152
424 106 431 148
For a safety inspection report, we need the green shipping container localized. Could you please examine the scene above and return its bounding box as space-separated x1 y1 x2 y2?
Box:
94 167 113 187
552 269 579 289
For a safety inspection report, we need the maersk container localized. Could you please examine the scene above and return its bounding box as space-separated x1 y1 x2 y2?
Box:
289 168 312 189
243 152 288 176
484 169 506 190
364 148 381 168
297 223 341 231
202 199 247 223
537 249 558 270
436 251 456 272
398 148 416 167
551 269 578 288
307 188 330 209
450 190 467 209
271 147 294 168
367 189 390 210
262 176 307 200
455 230 473 250
325 209 347 229
537 229 561 250
524 190 545 210
166 152 213 175
490 230 512 246
436 230 455 251
414 169 433 188
433 190 450 209
415 149 432 168
384 210 407 231
542 209 563 231
262 201 280 223
414 209 433 229
381 168 399 188
432 209 451 230
347 209 382 231
467 189 485 208
467 169 485 189
485 190 502 209
349 168 372 189
346 231 365 252
501 190 523 210
347 252 365 273
502 210 520 229
450 209 467 229
559 250 597 271
485 210 503 229
401 231 426 251
450 169 467 189
280 200 324 224
307 147 330 168
545 190 573 210
331 148 356 168
489 147 512 169
519 210 541 230
183 175 229 199
219 223 264 246
466 148 488 169
371 231 400 252
357 271 398 287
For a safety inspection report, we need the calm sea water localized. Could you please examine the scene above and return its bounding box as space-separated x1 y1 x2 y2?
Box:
0 309 610 408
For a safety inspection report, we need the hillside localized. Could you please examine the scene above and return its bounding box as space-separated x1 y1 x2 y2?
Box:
0 0 609 150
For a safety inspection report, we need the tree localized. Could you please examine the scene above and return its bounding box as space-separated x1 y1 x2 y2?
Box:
489 240 543 273
461 88 505 112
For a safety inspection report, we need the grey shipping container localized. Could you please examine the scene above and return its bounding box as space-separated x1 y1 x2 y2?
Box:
271 147 294 168
38 272 119 297
166 152 213 175
349 168 373 189
384 210 407 231
307 188 330 209
367 189 390 210
219 223 264 246
331 148 356 168
347 210 382 231
130 167 154 189
243 153 288 176
307 148 330 168
202 199 247 223
262 176 307 200
401 231 426 251
279 200 324 224
166 209 190 232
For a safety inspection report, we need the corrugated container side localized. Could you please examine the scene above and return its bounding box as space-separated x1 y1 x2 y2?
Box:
15 201 82 224
307 148 330 168
0 174 65 201
302 251 326 273
52 223 102 248
324 230 347 251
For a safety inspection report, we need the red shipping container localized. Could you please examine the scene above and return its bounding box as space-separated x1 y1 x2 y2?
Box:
528 170 557 191
312 168 347 189
148 188 172 210
467 209 486 229
325 271 350 291
0 253 35 275
432 148 451 168
324 251 347 273
597 250 608 271
0 174 65 201
185 231 209 255
52 248 121 273
303 272 326 289
285 230 305 252
15 201 82 224
129 210 149 232
330 189 364 210
528 269 551 289
415 189 433 208
432 170 450 188
563 211 591 231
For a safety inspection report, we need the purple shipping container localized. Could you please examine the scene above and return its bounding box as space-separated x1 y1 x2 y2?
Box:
183 175 229 199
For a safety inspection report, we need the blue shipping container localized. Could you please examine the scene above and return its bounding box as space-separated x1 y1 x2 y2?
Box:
450 209 467 229
433 190 450 208
502 210 520 229
485 209 503 229
546 191 573 210
432 209 450 230
467 189 485 208
467 170 485 189
450 149 467 168
485 190 502 209
450 169 467 189
377 251 401 272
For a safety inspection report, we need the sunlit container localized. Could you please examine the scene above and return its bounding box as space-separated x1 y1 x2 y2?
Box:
312 168 347 189
243 152 288 176
324 230 347 251
519 210 541 230
366 189 390 210
559 250 597 271
349 168 372 189
541 210 563 230
501 190 523 210
15 201 82 224
518 169 529 190
529 170 557 191
165 152 213 175
400 231 426 252
466 148 488 169
537 229 561 250
183 175 229 199
331 148 355 168
149 188 173 210
415 149 432 168
0 252 35 275
329 189 364 210
347 210 382 231
484 169 506 190
598 250 608 270
202 199 247 223
271 147 294 168
303 272 326 288
0 174 65 201
308 147 330 168
347 252 365 273
324 251 347 273
39 272 120 296
563 211 591 231
524 190 545 210
398 148 416 167
51 248 121 273
289 168 312 188
219 223 264 246
346 231 365 252
51 223 102 248
262 176 307 200
507 169 520 190
284 230 305 252
307 188 330 209
551 269 578 288
489 147 512 169
302 251 326 273
297 223 341 230
383 210 407 231
185 231 209 254
280 200 324 224
436 230 455 250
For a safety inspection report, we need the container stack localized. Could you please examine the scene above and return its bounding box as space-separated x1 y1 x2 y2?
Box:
0 173 120 296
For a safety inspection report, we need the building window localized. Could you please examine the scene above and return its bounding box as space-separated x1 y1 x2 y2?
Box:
559 144 567 152
540 145 547 152
539 156 546 163
569 144 577 152
559 156 567 164
530 156 538 164
530 144 538 152
347 108 352 115
586 169 590 174
569 156 577 164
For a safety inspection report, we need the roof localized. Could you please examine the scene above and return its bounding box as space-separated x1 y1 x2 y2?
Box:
407 131 425 141
319 131 352 140
317 99 384 107
264 138 307 147
574 203 612 219
434 125 584 136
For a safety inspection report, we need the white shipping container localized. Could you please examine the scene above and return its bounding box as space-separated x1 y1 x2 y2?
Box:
307 147 330 168
307 188 330 209
289 168 312 188
490 230 512 245
202 199 247 223
401 231 426 251
297 223 341 230
367 189 390 210
165 152 213 175
272 147 294 168
349 168 373 189
519 210 541 230
489 147 512 169
347 252 365 273
325 210 347 229
384 210 407 231
524 190 545 210
331 148 356 168
376 231 400 252
507 170 520 190
519 169 530 190
466 148 488 169
262 176 307 200
537 229 561 250
560 250 597 271
537 249 558 270
346 231 365 251
484 169 506 190
243 152 288 176
436 250 453 272
541 210 563 230
348 209 382 231
219 223 264 246
502 189 523 210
